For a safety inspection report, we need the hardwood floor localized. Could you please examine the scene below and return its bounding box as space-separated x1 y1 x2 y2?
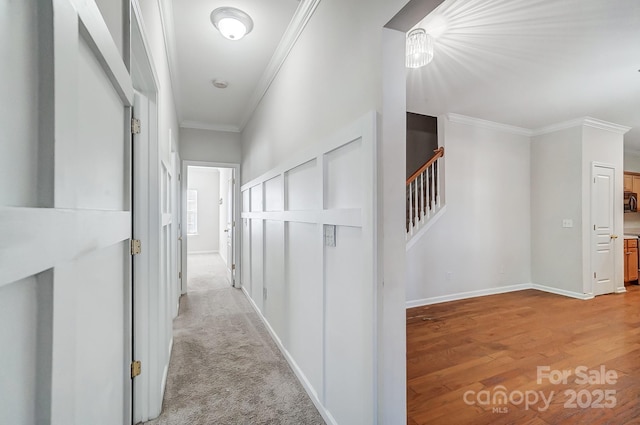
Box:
407 287 640 425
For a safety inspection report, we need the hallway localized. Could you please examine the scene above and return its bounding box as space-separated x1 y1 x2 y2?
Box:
144 254 324 424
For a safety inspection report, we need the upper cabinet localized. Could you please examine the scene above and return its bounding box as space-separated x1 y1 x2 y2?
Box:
624 172 640 194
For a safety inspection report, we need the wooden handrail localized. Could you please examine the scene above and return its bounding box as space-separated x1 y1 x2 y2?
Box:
406 147 444 186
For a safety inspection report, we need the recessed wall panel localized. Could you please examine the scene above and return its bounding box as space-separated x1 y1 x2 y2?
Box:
264 221 286 344
264 175 283 212
242 189 250 212
250 185 263 212
0 0 39 207
325 225 372 425
60 36 125 210
286 222 323 395
68 242 126 425
250 219 264 312
325 139 363 210
285 159 320 211
0 277 38 425
241 218 251 293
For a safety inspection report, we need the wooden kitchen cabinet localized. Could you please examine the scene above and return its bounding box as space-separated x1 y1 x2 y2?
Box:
625 174 633 192
623 172 640 194
624 238 638 284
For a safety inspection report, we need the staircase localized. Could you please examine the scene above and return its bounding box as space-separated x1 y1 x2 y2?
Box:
406 147 444 240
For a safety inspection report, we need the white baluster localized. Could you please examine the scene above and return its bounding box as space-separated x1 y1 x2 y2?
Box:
430 163 435 212
408 181 413 234
436 157 441 208
414 178 419 230
420 172 424 223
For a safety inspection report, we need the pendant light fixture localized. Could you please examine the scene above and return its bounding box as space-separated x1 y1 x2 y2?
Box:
406 29 434 68
210 7 254 41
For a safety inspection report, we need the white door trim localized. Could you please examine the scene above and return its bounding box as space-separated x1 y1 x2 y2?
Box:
181 160 241 294
131 1 161 422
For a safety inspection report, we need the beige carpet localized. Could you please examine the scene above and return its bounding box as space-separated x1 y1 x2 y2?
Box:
144 253 325 425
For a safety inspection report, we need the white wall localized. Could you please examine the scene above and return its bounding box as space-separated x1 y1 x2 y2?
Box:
240 114 377 425
187 167 220 253
531 126 584 293
531 122 626 295
406 117 532 302
624 151 640 173
180 127 241 164
582 125 625 293
219 168 232 265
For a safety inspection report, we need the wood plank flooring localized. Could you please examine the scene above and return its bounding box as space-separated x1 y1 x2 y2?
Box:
407 287 640 425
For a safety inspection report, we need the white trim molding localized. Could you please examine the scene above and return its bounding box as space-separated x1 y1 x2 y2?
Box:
406 283 595 309
406 284 531 308
156 0 183 121
180 120 241 133
238 0 322 131
446 113 533 137
532 117 631 137
241 287 338 425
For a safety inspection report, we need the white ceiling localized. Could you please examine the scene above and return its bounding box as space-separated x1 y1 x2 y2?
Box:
169 0 300 132
407 0 640 148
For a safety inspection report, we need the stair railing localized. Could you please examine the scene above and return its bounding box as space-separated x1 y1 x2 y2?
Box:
406 147 444 236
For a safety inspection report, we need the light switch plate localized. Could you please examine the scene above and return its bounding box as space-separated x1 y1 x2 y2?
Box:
562 219 573 228
324 224 336 247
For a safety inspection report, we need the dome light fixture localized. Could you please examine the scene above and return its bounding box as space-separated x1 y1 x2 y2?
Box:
210 7 254 41
406 28 434 69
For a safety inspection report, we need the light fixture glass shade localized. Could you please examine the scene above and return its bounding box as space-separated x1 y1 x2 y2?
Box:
406 29 434 69
210 7 254 41
217 17 247 40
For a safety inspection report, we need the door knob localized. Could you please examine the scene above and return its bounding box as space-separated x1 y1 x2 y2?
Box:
610 235 618 239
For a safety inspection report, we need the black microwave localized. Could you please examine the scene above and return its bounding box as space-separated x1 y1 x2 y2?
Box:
625 192 637 212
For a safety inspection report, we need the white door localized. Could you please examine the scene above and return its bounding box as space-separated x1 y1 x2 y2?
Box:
0 1 133 424
227 172 235 285
592 164 616 296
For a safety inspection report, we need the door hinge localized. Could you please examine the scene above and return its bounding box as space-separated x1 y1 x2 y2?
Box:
131 118 141 135
232 264 236 270
594 272 597 279
179 271 182 279
131 239 142 255
131 360 141 378
263 287 267 299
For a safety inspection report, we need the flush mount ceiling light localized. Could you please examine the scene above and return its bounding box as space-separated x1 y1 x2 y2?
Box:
406 28 434 69
210 7 254 41
212 79 228 89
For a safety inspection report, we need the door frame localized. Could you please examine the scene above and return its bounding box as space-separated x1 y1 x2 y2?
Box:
181 160 241 293
130 0 161 422
589 161 618 296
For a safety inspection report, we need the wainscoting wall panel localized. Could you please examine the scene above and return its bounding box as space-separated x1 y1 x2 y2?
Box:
240 112 377 425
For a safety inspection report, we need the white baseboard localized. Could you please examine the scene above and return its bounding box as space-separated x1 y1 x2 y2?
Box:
187 250 218 255
531 284 594 300
240 287 337 425
406 283 531 308
160 337 173 401
406 283 596 308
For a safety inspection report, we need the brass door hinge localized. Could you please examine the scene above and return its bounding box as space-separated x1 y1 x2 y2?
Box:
131 239 142 255
131 360 141 378
131 118 141 135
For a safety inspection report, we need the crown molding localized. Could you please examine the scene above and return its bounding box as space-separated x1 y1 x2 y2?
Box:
157 0 183 121
237 0 321 131
180 121 241 133
446 113 533 137
532 117 631 137
582 117 631 134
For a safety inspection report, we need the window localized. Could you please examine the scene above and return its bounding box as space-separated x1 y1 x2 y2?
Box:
187 189 198 235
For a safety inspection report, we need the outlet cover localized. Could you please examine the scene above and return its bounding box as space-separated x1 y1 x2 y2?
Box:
324 224 336 247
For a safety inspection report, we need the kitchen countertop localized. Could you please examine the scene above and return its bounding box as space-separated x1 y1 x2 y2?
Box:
624 234 639 239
